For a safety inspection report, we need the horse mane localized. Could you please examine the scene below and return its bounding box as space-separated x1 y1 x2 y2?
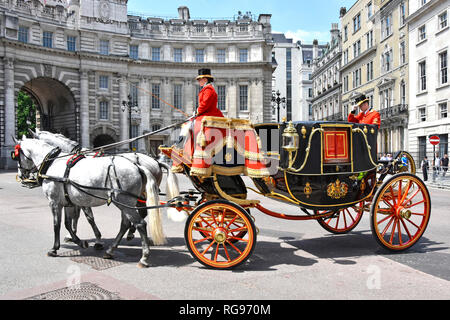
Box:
37 131 79 152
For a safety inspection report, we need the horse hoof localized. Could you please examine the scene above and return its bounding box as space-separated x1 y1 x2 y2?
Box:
126 234 135 241
80 240 89 249
94 243 104 250
47 251 58 257
103 253 114 260
64 237 74 243
137 262 150 269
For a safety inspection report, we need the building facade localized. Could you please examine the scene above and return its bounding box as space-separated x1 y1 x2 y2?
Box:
407 0 449 163
340 0 410 157
0 0 274 168
311 23 342 121
271 33 325 122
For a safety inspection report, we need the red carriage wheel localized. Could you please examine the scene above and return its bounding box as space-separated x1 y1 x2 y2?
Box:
370 173 431 251
316 201 365 234
185 200 256 269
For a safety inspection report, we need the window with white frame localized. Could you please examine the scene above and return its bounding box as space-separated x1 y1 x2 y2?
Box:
439 51 448 85
217 85 226 111
353 68 361 88
217 49 226 63
173 48 183 62
353 40 361 58
18 26 29 43
130 82 139 105
419 60 427 91
400 81 406 105
343 75 349 92
67 36 76 52
173 84 182 110
418 25 426 41
353 13 361 33
99 39 109 55
344 25 348 42
152 84 160 109
380 88 391 109
99 75 109 89
99 101 109 120
439 11 448 30
367 61 374 81
381 14 392 39
367 2 373 19
418 106 426 122
400 2 407 26
239 85 248 111
239 49 248 63
420 0 427 7
366 30 373 49
439 102 448 119
130 45 139 59
195 49 204 63
152 47 160 61
382 49 392 73
43 31 53 48
400 41 406 65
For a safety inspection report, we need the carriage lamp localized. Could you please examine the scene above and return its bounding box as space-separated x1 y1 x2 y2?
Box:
282 121 299 168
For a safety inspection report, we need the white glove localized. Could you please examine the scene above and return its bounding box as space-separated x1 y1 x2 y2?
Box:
352 104 358 112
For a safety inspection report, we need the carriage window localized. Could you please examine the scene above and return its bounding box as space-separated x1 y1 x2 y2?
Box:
323 128 350 164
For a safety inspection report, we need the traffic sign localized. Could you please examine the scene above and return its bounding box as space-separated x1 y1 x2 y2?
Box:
429 136 440 146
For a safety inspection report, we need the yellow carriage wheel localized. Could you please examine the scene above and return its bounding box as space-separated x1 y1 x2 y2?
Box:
185 200 256 269
370 173 430 251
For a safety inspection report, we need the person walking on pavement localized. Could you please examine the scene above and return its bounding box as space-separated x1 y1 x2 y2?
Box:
434 153 441 175
442 154 449 177
421 156 429 182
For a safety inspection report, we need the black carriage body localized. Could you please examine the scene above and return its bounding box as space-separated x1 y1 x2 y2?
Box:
255 121 378 210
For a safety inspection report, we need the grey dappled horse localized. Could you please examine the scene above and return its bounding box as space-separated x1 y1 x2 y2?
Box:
30 129 187 247
15 136 168 267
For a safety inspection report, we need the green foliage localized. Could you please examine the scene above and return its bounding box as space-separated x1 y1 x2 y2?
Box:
16 91 36 139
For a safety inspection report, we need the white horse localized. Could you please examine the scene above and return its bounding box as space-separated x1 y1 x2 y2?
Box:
30 129 187 248
14 136 169 267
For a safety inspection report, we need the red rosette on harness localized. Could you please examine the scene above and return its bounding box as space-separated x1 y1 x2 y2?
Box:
11 144 21 161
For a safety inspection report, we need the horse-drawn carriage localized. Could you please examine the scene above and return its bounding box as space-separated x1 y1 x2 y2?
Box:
160 117 430 269
13 116 430 269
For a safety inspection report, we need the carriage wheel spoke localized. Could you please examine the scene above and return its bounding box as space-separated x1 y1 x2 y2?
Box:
389 187 397 206
404 189 421 206
378 213 394 225
389 219 397 244
400 218 413 242
226 215 238 229
226 240 243 254
228 226 248 233
397 220 403 245
223 243 231 262
201 241 215 256
214 243 220 262
404 217 421 230
194 237 212 245
404 199 425 209
381 215 395 237
399 181 412 205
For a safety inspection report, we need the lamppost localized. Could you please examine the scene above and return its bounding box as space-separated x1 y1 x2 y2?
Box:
271 90 286 123
121 94 140 151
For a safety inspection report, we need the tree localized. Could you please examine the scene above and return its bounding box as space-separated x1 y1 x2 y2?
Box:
16 91 36 139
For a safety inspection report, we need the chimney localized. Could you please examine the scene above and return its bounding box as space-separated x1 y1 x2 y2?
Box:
178 6 190 20
313 39 318 61
340 7 347 18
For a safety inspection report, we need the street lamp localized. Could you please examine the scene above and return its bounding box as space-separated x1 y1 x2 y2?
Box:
121 94 140 151
271 90 286 123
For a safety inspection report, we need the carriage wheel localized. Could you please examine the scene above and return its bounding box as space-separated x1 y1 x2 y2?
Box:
194 211 249 244
370 173 430 252
185 200 256 269
395 151 416 175
316 201 365 234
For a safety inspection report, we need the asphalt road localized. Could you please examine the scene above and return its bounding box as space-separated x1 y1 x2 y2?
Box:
0 170 449 301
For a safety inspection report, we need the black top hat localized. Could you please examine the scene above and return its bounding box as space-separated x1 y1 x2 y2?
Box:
354 94 369 106
196 68 214 81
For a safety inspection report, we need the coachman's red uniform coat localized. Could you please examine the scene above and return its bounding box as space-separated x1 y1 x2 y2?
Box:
348 108 381 129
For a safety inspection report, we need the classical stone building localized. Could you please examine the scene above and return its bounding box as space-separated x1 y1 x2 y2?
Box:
340 0 409 157
0 0 274 168
407 0 449 163
311 23 342 121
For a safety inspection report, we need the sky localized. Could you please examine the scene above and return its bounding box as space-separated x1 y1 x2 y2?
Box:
127 0 357 44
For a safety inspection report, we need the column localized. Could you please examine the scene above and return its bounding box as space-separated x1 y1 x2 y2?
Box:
227 79 237 118
119 75 129 150
3 57 15 169
139 77 150 152
79 70 90 148
184 78 194 116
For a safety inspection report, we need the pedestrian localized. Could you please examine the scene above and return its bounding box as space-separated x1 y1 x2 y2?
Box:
421 156 429 181
387 154 393 161
380 154 387 161
442 154 449 177
434 153 441 174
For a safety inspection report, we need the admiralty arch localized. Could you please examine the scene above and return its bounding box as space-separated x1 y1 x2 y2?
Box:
0 0 274 168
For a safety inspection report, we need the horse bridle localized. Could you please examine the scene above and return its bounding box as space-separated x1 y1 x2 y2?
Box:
12 144 61 187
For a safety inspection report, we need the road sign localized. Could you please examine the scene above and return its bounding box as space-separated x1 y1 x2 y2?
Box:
429 136 440 146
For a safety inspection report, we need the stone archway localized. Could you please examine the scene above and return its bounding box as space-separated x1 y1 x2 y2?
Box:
20 77 78 141
93 134 115 148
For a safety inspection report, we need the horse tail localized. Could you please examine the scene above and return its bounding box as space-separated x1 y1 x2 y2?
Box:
159 162 188 222
139 165 166 246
